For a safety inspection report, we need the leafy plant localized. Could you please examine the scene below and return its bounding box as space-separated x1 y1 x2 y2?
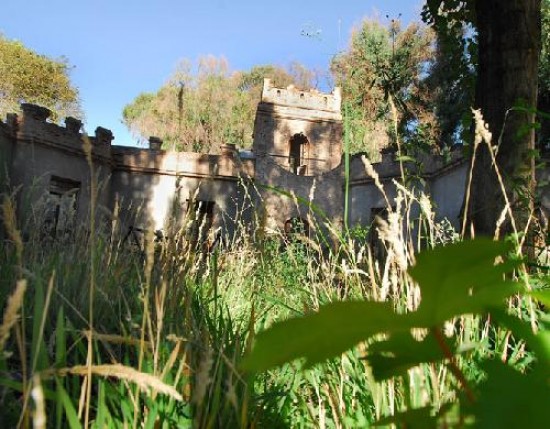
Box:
243 239 550 427
0 34 81 121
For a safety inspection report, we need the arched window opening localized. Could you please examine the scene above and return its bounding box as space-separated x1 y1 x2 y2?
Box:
289 133 309 175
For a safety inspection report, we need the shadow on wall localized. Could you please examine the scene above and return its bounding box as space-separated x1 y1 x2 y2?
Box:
2 107 115 239
253 102 344 239
110 147 255 244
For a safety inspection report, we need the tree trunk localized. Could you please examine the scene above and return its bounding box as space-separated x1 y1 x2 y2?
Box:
469 0 541 236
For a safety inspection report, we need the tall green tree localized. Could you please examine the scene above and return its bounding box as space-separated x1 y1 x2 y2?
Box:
539 0 550 148
123 58 315 153
424 0 541 236
331 18 436 157
0 35 81 121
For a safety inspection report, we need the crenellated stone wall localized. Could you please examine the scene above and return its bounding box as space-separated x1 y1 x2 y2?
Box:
261 78 342 113
6 90 549 246
252 79 344 236
348 150 468 234
0 104 256 238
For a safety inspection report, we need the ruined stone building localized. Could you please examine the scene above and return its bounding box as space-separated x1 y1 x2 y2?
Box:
0 78 473 245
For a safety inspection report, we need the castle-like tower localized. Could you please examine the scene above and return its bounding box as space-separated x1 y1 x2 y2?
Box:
253 78 342 176
252 79 344 235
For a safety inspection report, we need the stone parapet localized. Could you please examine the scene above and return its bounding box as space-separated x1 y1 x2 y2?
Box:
111 146 254 179
349 150 466 184
261 78 341 113
11 103 112 163
256 101 342 123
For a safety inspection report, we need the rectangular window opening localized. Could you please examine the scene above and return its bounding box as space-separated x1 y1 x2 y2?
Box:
45 176 80 238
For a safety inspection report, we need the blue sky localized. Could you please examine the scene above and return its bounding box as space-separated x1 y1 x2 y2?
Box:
1 0 424 146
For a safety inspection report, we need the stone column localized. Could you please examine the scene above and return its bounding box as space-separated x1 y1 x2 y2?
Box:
94 127 114 145
148 136 163 151
21 103 51 121
65 117 82 134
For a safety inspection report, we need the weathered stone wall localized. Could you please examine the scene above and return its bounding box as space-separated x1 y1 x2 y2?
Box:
7 98 544 248
428 161 468 229
6 104 113 229
253 79 342 177
254 158 344 234
253 79 344 236
0 105 256 242
110 146 255 236
348 151 467 236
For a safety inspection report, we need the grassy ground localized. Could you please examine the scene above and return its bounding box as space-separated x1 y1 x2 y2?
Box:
0 124 548 427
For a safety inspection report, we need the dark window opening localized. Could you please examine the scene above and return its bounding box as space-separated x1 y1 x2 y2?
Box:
289 133 309 175
369 207 393 261
44 176 80 238
186 200 215 250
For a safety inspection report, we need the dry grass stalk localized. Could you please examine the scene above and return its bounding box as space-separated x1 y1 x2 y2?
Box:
45 364 183 402
1 195 24 266
31 374 46 429
361 156 392 210
0 279 27 352
82 330 151 349
193 345 213 405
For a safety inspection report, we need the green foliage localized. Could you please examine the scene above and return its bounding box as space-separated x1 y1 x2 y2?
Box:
472 361 550 428
423 0 550 148
244 239 549 427
0 34 81 121
243 301 404 370
407 240 521 326
331 19 437 156
1 169 548 427
122 57 316 152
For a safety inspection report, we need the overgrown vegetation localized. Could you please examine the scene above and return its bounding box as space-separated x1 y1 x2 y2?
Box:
122 58 318 152
0 34 81 121
331 18 438 157
1 109 549 427
1 3 550 428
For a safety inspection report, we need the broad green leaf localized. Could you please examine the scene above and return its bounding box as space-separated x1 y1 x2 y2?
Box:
373 405 439 429
531 289 550 307
472 361 550 429
365 331 473 381
244 240 522 374
408 239 522 326
491 309 550 367
242 301 409 372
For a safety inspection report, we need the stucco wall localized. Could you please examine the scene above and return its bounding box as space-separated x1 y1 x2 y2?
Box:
253 80 343 178
254 156 343 235
110 147 254 237
429 162 468 229
348 152 467 239
8 107 113 228
253 104 342 176
0 101 489 249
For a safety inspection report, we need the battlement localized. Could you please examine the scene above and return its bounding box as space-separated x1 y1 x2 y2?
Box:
260 78 341 112
4 104 114 154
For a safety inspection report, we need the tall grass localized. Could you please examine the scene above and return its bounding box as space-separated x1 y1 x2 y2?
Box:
0 109 546 427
